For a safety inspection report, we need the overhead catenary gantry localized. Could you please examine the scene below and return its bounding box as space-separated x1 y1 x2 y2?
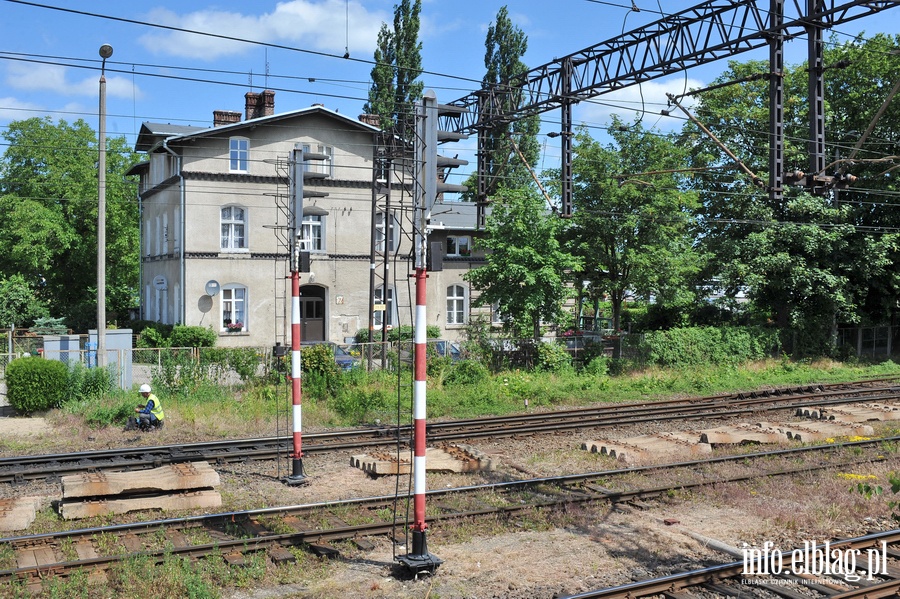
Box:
435 0 900 219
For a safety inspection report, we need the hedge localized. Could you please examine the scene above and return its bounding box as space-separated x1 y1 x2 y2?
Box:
5 357 68 413
639 326 780 367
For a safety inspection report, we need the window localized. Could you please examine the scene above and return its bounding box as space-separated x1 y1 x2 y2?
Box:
446 284 467 325
491 301 511 325
446 235 471 257
301 214 324 252
374 286 397 328
375 211 399 252
222 286 247 331
229 137 249 172
302 144 333 177
221 206 247 250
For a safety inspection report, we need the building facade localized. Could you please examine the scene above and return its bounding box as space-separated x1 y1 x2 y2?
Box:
129 91 483 348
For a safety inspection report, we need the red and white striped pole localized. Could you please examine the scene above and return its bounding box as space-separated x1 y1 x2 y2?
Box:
284 269 307 485
399 90 442 574
412 266 428 534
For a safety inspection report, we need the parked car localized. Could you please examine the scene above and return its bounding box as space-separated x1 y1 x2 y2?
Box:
300 341 360 371
398 339 462 364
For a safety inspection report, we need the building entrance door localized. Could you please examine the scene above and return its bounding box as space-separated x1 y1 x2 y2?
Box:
299 286 325 341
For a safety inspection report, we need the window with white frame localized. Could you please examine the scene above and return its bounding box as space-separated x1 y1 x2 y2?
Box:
302 144 333 177
301 214 324 252
221 206 247 250
229 137 249 172
375 211 399 252
374 285 397 328
446 235 471 257
222 285 247 331
446 284 467 325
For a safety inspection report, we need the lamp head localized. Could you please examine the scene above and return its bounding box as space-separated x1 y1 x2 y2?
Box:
99 44 113 59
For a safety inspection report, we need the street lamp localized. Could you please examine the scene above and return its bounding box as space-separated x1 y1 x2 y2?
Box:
97 44 112 368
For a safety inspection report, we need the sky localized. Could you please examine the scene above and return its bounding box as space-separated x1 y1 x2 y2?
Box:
2 0 899 180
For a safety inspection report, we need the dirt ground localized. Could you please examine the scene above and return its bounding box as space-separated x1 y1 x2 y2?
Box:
0 415 51 437
1 409 898 599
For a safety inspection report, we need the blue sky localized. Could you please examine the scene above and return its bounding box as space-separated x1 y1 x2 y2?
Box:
2 0 899 179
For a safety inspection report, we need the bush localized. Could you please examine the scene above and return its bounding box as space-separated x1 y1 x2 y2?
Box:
64 362 114 404
536 342 573 372
136 324 174 348
170 326 217 348
6 357 68 413
583 355 609 377
443 360 489 386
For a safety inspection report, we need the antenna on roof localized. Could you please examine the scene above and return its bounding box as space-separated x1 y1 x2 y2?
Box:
265 48 270 88
343 0 350 59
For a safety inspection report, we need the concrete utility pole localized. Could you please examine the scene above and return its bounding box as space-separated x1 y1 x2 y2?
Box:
97 44 112 368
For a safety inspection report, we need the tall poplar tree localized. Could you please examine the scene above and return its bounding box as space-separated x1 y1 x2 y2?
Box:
363 0 423 134
461 6 540 200
482 6 540 195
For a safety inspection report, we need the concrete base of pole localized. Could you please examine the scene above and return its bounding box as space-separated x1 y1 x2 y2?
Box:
397 530 442 574
282 458 309 486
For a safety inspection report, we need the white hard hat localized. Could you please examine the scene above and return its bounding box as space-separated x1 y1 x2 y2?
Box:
139 384 151 393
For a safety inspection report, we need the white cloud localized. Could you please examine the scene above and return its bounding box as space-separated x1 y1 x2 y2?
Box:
5 63 142 101
0 96 44 122
575 76 704 132
138 1 388 60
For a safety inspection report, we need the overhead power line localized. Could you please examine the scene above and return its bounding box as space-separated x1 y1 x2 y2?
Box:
2 0 483 86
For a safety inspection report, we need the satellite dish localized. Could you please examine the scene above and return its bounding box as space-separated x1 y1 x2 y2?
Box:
198 295 213 313
205 280 220 296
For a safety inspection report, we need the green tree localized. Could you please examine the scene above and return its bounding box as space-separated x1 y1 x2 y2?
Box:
363 0 423 134
566 117 702 332
0 117 140 330
363 24 396 129
466 6 541 199
723 193 858 353
0 274 48 328
465 187 579 339
680 34 900 348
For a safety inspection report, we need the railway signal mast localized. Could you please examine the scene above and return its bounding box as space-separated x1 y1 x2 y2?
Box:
283 147 328 487
397 91 467 575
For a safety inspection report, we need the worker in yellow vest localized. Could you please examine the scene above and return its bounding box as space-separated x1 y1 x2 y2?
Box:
132 383 165 431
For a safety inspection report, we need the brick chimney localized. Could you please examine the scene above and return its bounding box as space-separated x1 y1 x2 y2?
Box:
358 113 381 128
245 90 276 120
213 110 242 127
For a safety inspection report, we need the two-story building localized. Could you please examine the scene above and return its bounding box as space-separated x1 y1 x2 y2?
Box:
128 91 483 348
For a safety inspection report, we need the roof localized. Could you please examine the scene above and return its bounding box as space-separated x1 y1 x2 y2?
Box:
134 105 380 153
135 123 205 152
124 160 150 177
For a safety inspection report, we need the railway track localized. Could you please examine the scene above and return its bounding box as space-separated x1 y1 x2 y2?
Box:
562 528 900 599
1 435 896 591
1 379 898 485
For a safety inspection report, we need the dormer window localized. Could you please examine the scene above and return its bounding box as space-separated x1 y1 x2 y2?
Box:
230 137 249 172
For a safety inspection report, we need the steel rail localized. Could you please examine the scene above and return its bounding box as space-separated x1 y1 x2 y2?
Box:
0 381 897 484
562 529 900 598
1 435 898 585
